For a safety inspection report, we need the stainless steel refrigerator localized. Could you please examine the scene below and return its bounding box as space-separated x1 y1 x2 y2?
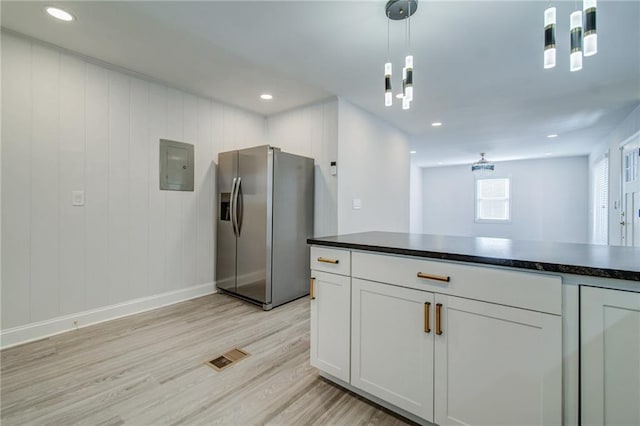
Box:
216 145 314 310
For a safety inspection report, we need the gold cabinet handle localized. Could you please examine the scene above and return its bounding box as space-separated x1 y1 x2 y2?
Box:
310 277 316 300
424 302 431 333
435 303 443 335
317 257 339 264
417 272 450 282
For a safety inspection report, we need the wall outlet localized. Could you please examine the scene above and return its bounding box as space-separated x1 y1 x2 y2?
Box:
72 190 85 206
352 198 362 210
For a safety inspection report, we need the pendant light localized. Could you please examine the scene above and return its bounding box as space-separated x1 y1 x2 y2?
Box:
544 6 556 69
385 63 393 106
543 1 599 72
570 10 583 72
384 12 393 107
583 0 597 56
383 0 417 110
471 153 495 175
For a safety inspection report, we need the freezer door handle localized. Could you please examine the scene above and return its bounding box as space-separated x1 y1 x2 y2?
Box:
230 177 238 236
235 177 243 236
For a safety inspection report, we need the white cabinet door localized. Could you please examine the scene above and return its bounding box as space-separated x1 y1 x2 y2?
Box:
582 286 640 426
434 294 562 426
310 270 351 382
351 278 434 421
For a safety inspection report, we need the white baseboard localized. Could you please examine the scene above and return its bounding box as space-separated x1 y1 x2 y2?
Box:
0 282 217 350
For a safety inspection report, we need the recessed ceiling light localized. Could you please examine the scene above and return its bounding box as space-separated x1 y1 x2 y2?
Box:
547 133 558 138
409 150 417 154
46 7 74 21
431 122 443 127
260 94 273 100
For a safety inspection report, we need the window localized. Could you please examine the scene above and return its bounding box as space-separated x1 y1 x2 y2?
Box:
592 157 609 244
624 149 638 183
476 178 510 222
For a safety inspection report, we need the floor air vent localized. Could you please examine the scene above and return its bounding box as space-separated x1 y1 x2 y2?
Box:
206 348 250 372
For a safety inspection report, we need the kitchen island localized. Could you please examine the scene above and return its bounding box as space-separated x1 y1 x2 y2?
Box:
307 232 640 426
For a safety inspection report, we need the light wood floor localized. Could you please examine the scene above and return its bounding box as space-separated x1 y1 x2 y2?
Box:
1 293 413 425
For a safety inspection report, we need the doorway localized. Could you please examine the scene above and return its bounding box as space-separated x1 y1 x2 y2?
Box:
621 133 640 247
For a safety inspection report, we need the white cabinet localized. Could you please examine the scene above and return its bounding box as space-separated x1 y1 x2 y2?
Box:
433 294 562 426
310 247 563 426
310 268 351 382
351 278 434 421
581 286 640 426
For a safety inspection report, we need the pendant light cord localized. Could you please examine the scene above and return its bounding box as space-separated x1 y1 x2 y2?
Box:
405 8 408 51
387 11 391 60
408 0 412 51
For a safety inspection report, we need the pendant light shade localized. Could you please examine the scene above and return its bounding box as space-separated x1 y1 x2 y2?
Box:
570 10 583 72
404 55 413 101
544 7 557 69
583 0 597 56
402 95 410 110
471 153 495 174
385 62 393 107
402 66 407 98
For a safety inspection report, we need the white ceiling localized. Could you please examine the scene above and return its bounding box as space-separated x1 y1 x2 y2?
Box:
2 1 639 167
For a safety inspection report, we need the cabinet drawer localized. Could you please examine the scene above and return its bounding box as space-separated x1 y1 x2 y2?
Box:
352 251 561 315
310 247 351 276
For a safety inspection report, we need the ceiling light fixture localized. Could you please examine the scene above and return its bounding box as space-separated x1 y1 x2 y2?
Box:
471 153 495 175
410 150 417 154
583 0 597 56
544 7 557 69
46 6 74 21
260 94 273 100
570 10 583 72
383 0 417 110
544 1 597 71
547 133 558 138
431 122 443 127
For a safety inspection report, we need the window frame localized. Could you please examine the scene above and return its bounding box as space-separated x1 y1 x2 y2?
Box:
474 176 512 224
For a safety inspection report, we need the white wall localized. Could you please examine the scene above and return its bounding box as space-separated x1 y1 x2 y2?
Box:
422 156 589 243
1 33 266 334
589 103 640 245
266 99 339 237
410 164 423 233
267 98 411 237
337 99 410 234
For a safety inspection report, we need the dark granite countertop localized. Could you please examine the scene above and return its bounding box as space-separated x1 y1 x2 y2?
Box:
307 232 640 282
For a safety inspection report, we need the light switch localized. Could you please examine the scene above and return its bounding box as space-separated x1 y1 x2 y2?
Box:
352 198 362 210
72 190 85 206
330 161 337 176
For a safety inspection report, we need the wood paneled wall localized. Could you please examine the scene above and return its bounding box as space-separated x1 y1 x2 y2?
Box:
1 33 266 329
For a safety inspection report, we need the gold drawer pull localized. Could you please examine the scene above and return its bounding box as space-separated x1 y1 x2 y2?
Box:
435 303 443 335
317 257 339 264
310 277 316 300
424 302 431 333
417 272 450 282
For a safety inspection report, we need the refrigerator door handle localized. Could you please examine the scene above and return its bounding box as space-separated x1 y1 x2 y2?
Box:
236 177 243 236
230 177 238 236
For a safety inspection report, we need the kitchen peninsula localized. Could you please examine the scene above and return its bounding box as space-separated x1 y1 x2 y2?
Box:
307 232 640 426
